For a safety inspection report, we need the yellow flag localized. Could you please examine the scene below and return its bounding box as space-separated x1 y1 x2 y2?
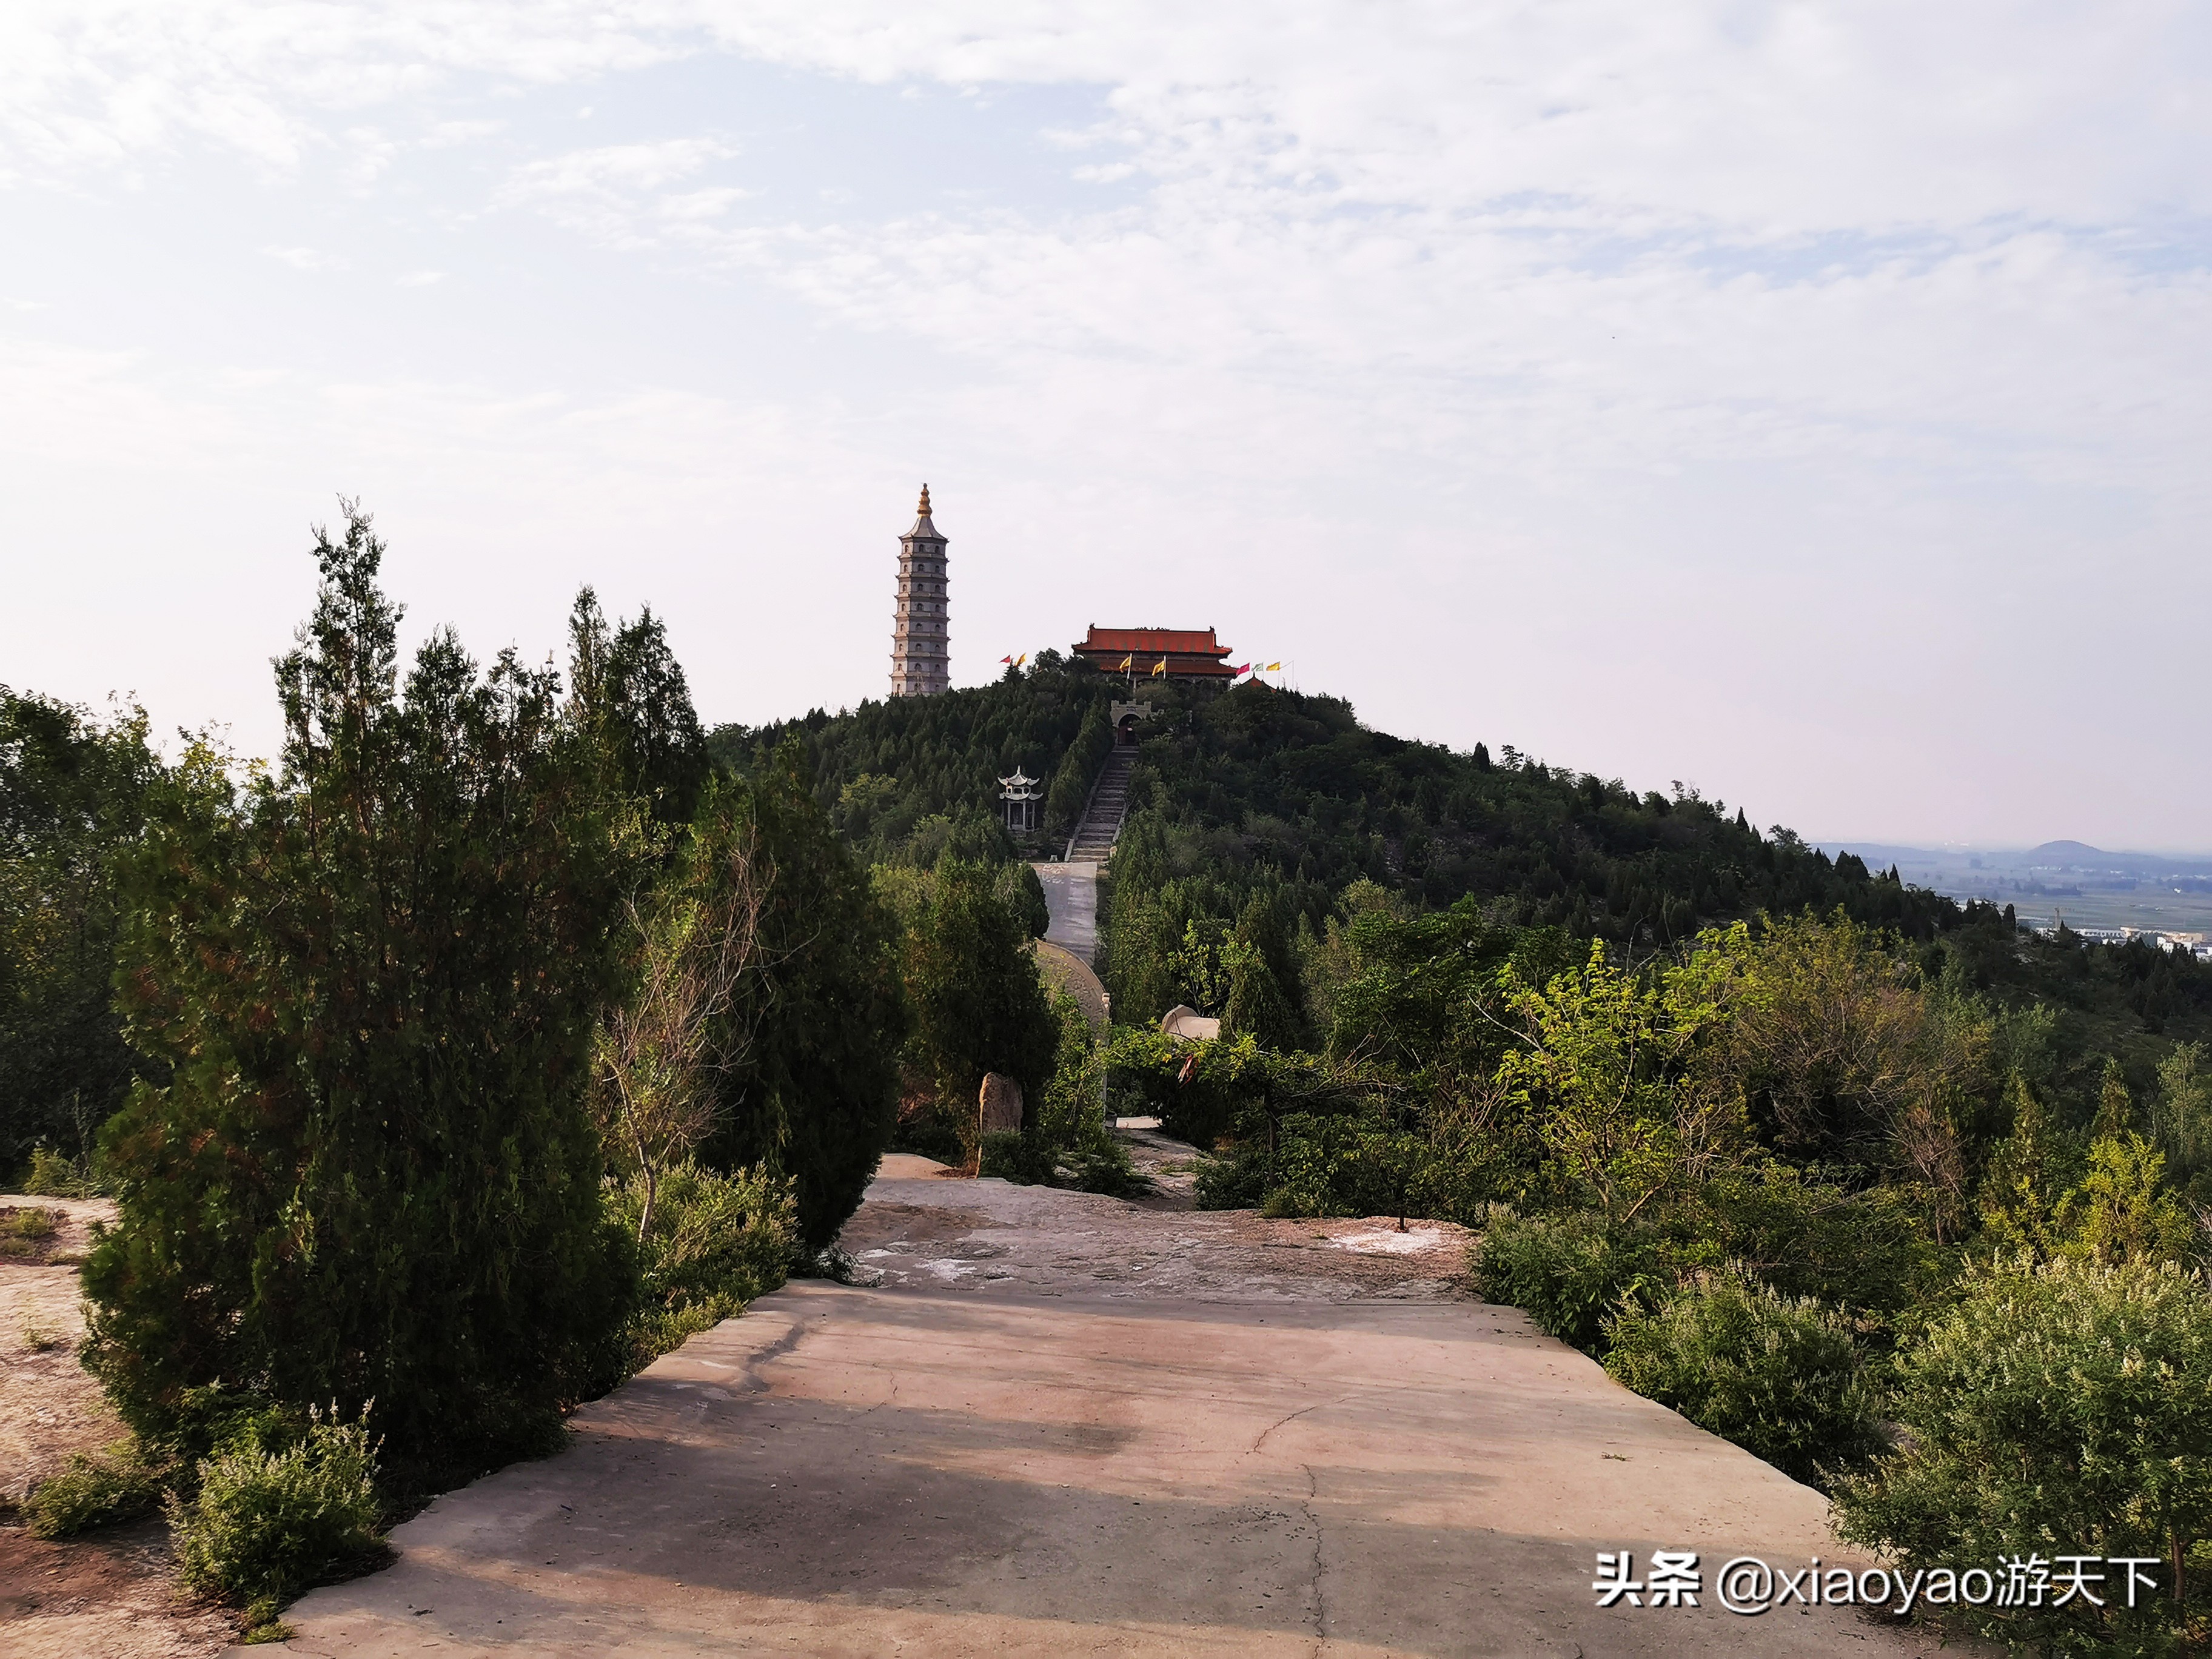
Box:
1151 658 1168 677
1118 654 1133 671
1016 652 1027 667
1265 662 1282 672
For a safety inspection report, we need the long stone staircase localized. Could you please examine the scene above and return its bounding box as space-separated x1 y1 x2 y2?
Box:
1064 749 1136 862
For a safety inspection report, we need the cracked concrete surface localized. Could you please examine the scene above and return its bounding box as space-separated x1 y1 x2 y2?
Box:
252 1151 1946 1657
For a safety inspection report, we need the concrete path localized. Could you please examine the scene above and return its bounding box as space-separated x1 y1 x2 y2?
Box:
1033 861 1099 962
258 1162 1940 1658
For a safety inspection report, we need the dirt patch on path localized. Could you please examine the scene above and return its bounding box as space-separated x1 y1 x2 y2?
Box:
2 1515 235 1659
0 1195 236 1659
2 1198 125 1507
840 1167 1477 1304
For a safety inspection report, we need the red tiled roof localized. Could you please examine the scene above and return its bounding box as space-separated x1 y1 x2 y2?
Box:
1074 626 1230 659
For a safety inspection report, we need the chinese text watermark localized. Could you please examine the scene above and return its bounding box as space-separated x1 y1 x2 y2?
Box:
1593 1551 2162 1616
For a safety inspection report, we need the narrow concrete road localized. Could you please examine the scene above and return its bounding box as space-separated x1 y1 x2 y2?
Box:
260 1160 1941 1658
1033 861 1099 960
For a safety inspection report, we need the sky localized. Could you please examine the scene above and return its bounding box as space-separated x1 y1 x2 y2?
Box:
2 2 2208 851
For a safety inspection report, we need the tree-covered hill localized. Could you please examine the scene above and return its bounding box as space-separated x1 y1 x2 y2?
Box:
1102 678 2212 1086
1108 677 1960 942
709 668 2212 1087
712 666 1960 941
708 652 1116 865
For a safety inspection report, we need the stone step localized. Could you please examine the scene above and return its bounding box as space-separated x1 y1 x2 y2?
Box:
1062 749 1138 862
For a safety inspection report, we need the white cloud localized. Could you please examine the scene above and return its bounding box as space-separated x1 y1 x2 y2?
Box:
501 136 743 243
5 4 2205 229
260 244 346 271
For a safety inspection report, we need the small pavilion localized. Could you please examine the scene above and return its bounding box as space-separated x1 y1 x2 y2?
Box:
999 768 1044 833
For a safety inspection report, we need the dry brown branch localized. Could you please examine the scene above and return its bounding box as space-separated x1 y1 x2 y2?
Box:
595 826 773 1240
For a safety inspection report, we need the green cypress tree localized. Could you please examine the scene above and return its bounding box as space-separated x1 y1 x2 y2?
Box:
890 855 1059 1128
83 505 632 1473
694 745 908 1253
566 588 709 828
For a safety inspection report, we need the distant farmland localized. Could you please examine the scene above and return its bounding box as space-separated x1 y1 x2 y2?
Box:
1817 839 2212 942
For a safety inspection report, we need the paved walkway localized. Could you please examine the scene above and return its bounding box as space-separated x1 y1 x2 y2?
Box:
259 1159 1940 1658
1033 861 1099 961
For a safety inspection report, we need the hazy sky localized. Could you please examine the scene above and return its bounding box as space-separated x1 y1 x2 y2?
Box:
4 3 2208 850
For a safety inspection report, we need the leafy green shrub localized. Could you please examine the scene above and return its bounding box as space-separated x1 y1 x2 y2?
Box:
1102 1028 1269 1150
975 1127 1141 1195
168 1408 383 1607
995 862 1050 939
1478 1167 1950 1358
1216 1111 1512 1224
1603 1274 1881 1487
1833 1256 2212 1655
1476 1209 1666 1351
1667 1166 1945 1324
1061 1133 1146 1197
25 1442 161 1537
21 1144 106 1198
979 1128 1056 1184
970 986 1151 1197
1252 1113 1388 1218
889 1098 967 1165
606 1161 794 1369
876 855 1057 1157
1400 1128 1516 1227
2057 1133 2197 1265
1194 1150 1269 1210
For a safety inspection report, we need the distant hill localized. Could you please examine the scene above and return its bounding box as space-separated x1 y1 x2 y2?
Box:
2028 839 2108 863
1820 839 2212 879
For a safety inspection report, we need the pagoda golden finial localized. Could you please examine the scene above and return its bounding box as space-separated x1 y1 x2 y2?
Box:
917 483 932 515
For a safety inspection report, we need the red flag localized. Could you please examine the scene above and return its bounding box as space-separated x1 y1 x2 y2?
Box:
1231 663 1250 676
999 654 1013 665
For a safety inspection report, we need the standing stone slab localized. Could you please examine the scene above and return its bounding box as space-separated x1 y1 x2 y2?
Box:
978 1072 1024 1134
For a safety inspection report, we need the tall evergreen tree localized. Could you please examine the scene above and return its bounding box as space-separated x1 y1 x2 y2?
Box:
84 504 632 1470
568 588 710 828
694 743 908 1253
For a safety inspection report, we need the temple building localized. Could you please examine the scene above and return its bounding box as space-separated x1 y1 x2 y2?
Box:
1071 626 1237 683
890 486 950 697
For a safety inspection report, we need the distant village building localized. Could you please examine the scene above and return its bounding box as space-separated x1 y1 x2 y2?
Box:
1072 626 1238 683
999 767 1044 833
890 486 950 697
